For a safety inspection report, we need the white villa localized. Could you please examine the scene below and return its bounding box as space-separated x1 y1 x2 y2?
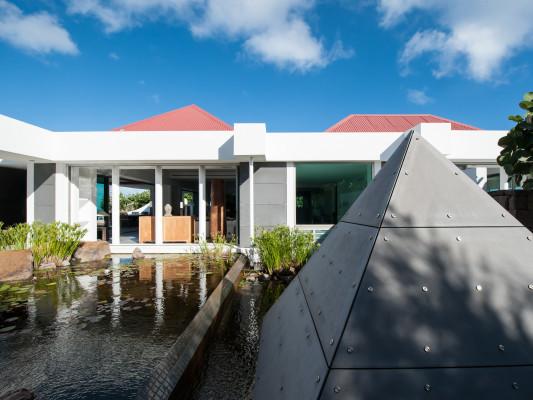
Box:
0 105 509 253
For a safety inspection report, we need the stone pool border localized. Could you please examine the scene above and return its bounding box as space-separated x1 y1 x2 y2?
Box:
136 254 246 400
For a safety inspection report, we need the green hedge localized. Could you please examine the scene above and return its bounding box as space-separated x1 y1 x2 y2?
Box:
0 222 86 267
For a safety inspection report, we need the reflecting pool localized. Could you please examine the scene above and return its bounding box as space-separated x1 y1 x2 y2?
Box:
0 255 224 399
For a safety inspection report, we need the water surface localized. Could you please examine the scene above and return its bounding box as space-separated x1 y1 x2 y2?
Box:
0 255 223 399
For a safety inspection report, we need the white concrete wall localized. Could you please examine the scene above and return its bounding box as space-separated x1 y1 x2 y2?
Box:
0 116 507 166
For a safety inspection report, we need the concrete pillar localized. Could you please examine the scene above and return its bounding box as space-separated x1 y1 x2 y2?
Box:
198 166 206 241
26 160 34 224
249 158 255 241
155 166 163 245
372 161 382 178
286 162 296 228
54 163 69 223
69 167 80 225
112 166 120 245
499 167 510 190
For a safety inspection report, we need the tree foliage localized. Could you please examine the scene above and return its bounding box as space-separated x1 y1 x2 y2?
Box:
120 191 151 212
497 92 533 190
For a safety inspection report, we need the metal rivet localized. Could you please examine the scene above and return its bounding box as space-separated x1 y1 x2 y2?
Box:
352 281 357 288
315 376 321 383
527 236 532 241
456 236 462 242
358 212 362 216
384 236 389 242
498 344 505 351
422 286 428 292
280 385 283 391
424 384 431 392
310 290 314 295
446 213 452 219
528 284 533 290
415 137 420 141
347 346 354 353
322 254 326 258
454 171 459 175
391 213 396 218
404 171 409 175
329 261 333 266
376 213 381 218
306 333 311 339
475 285 483 292
367 286 374 293
512 382 519 390
333 386 341 393
501 213 506 218
369 236 374 241
317 309 322 315
424 345 431 353
338 269 342 274
329 338 334 345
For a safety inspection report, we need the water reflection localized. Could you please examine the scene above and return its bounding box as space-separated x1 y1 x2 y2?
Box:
0 255 223 400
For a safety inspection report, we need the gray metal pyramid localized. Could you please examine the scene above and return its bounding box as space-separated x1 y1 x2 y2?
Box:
253 131 533 399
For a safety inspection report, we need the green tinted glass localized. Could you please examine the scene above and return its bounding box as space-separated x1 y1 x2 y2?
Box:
296 163 372 225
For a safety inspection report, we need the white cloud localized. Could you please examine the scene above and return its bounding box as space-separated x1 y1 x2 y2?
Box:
109 51 119 60
66 0 196 33
378 0 533 81
66 0 350 72
0 0 78 55
407 88 432 105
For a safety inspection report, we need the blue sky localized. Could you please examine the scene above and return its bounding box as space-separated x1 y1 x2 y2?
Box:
0 0 531 132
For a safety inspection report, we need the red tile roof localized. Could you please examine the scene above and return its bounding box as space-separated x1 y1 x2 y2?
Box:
113 104 232 131
326 114 479 132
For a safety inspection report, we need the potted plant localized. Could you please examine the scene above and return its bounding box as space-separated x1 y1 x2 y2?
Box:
494 92 533 229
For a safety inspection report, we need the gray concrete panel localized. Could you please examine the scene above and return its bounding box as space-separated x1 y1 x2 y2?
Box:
320 367 533 399
299 222 378 364
34 163 55 223
334 226 533 369
253 279 328 400
383 134 522 227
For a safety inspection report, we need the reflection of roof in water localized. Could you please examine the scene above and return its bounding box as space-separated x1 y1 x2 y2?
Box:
254 130 533 399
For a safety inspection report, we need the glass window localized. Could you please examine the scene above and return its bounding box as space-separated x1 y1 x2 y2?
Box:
296 163 372 225
120 169 155 244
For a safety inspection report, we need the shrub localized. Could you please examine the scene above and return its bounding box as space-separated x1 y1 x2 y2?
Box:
497 92 533 190
253 226 317 275
0 221 86 267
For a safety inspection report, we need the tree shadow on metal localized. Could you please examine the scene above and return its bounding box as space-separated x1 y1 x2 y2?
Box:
253 130 533 399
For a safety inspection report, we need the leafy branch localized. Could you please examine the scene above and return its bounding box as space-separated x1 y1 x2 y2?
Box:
497 92 533 190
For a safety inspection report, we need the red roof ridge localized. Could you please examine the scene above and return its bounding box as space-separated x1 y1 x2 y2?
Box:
326 113 479 132
113 104 232 131
187 104 233 130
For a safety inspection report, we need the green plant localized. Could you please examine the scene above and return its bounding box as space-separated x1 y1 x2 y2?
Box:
31 222 86 267
497 92 533 190
198 233 237 271
0 221 86 267
0 223 30 251
253 226 317 275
